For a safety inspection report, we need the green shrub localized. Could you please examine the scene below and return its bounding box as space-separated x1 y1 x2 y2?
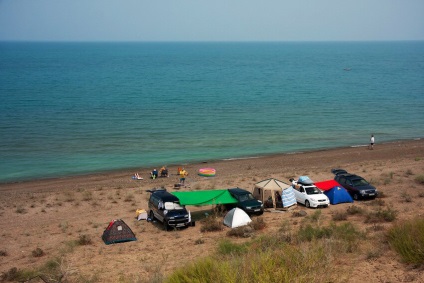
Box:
217 240 248 256
388 217 424 266
297 224 332 242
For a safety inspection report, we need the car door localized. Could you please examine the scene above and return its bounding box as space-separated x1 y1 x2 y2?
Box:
296 186 307 204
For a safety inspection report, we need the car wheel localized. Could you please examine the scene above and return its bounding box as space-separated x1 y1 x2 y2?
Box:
163 221 170 231
353 194 359 200
149 210 155 221
305 200 310 208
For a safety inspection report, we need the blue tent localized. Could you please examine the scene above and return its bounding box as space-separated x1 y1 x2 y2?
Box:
323 185 353 205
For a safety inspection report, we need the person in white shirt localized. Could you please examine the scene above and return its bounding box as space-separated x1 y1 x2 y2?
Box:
370 134 375 150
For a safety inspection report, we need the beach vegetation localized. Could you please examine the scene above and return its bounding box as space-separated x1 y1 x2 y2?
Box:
124 193 134 202
81 191 93 201
305 209 322 223
64 192 76 202
59 221 68 233
195 238 205 245
77 234 92 246
405 169 413 176
401 191 412 202
387 217 424 266
15 206 27 214
414 174 424 185
200 214 223 232
32 247 45 257
365 207 397 223
166 222 362 283
332 211 348 221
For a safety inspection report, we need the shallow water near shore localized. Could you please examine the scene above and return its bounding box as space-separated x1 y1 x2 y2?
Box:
1 41 423 182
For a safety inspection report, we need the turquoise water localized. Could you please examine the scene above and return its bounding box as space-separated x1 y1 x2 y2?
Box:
1 41 423 182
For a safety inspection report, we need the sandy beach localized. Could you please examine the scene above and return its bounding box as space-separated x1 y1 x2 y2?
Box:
1 139 424 282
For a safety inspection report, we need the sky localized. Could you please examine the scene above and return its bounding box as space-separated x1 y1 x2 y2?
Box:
1 0 423 42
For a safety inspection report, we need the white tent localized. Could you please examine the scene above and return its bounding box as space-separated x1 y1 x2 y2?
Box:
223 208 252 228
253 178 296 210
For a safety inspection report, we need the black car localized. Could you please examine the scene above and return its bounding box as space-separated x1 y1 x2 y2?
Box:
227 188 264 215
147 189 190 230
332 169 378 200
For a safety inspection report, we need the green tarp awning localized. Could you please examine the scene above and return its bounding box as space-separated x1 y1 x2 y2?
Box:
171 189 238 206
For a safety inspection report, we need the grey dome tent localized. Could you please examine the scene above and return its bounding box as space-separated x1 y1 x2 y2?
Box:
102 219 137 245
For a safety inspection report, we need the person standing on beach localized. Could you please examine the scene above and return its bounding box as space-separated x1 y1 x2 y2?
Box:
369 134 375 150
179 168 188 186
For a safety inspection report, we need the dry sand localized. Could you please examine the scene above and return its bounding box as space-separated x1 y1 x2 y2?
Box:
1 139 424 282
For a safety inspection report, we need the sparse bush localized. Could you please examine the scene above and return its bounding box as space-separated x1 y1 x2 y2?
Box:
15 207 27 214
77 234 92 245
377 191 387 198
124 194 134 202
200 216 223 232
82 191 93 201
292 210 307 217
365 208 397 223
388 217 424 266
249 217 266 231
415 175 424 185
346 205 363 215
332 211 348 221
32 247 44 257
0 249 7 256
195 239 205 245
307 210 322 223
401 192 412 203
405 169 413 176
227 226 254 238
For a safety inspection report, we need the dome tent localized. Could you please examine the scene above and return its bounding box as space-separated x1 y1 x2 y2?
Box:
315 180 353 205
223 208 252 228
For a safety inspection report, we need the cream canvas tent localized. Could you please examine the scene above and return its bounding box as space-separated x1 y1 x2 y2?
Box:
253 178 296 210
223 208 252 228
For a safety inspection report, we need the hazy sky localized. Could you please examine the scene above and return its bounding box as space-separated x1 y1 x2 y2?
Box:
1 0 423 41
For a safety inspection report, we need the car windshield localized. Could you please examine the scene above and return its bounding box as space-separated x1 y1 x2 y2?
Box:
164 202 184 210
305 187 321 195
352 178 369 186
237 193 255 202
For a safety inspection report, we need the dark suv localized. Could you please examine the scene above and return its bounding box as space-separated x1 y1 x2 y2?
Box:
148 189 190 230
227 188 264 215
332 169 378 200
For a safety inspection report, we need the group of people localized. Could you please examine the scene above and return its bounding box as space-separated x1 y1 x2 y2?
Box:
150 166 169 179
133 166 188 186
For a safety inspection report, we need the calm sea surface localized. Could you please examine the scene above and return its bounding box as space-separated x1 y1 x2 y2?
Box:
1 41 423 182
